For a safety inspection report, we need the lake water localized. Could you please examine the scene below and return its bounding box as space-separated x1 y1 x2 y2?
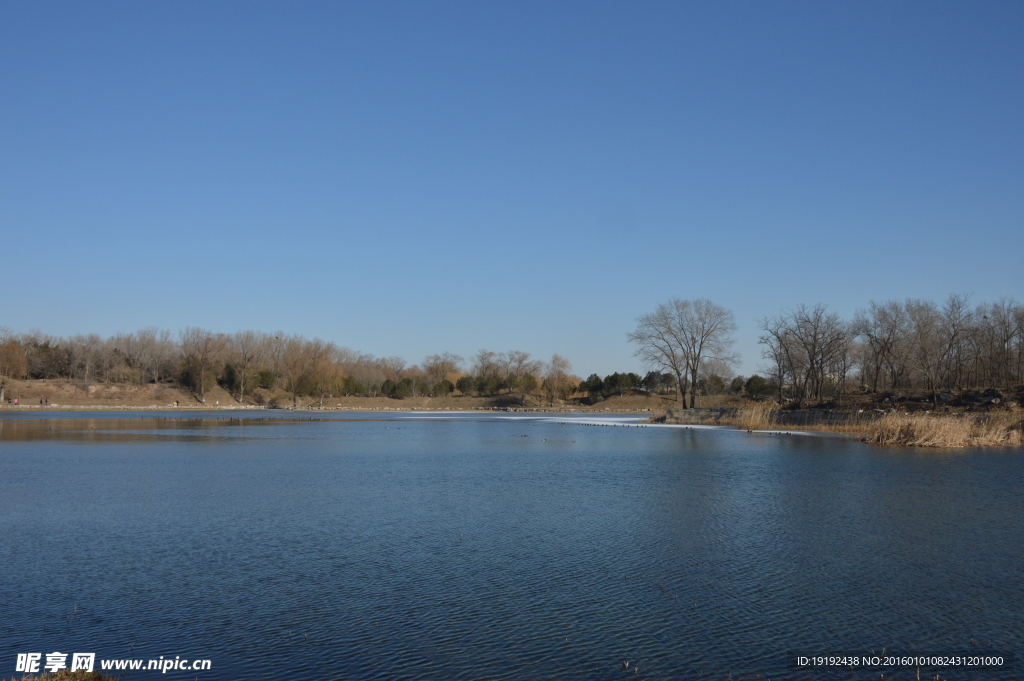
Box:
1 411 1021 680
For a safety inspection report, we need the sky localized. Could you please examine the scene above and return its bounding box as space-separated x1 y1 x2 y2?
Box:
1 1 1022 377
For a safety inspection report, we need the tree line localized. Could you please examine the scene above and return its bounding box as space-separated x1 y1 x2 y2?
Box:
627 295 1024 409
3 293 1022 408
757 296 1024 407
0 327 577 406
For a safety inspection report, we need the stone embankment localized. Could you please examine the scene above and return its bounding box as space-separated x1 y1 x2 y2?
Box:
663 408 879 427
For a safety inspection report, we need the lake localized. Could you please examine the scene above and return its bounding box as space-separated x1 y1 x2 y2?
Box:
1 411 1021 680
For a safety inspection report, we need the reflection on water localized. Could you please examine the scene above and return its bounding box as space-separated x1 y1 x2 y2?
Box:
0 412 1021 680
0 416 345 443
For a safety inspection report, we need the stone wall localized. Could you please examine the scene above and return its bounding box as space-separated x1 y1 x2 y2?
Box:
663 408 879 427
664 408 742 424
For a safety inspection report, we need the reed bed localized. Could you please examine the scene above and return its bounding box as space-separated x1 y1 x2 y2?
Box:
731 402 779 430
863 412 1024 448
659 405 1024 447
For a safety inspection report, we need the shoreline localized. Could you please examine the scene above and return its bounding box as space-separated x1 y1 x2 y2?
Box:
0 404 654 414
659 406 1024 448
5 404 1020 449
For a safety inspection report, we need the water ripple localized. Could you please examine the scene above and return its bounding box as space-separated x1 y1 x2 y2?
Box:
1 415 1021 680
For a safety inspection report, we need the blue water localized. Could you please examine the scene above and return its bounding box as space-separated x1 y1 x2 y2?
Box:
1 411 1021 680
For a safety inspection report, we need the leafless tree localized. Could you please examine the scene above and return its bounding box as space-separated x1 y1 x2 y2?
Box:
0 328 27 403
1015 305 1024 384
941 294 973 391
629 298 737 408
503 350 543 397
905 299 946 403
180 327 225 404
791 304 846 405
144 328 178 383
307 342 343 408
381 356 406 381
628 303 691 406
543 354 574 404
422 352 463 385
472 350 500 379
109 332 144 384
826 334 858 405
227 330 267 402
853 300 911 391
66 334 106 382
760 305 847 407
974 299 1020 389
278 336 323 408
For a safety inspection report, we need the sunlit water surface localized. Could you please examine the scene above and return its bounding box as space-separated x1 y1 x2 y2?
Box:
1 411 1021 680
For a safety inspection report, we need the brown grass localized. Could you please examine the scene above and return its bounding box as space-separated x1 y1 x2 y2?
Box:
686 405 1024 448
863 412 1024 447
730 402 779 430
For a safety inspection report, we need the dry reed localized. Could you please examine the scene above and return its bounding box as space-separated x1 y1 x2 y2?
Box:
863 412 1024 448
660 404 1024 448
731 403 779 430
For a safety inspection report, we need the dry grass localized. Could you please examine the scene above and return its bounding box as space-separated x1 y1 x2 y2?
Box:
730 402 779 430
717 405 1024 447
863 412 1024 447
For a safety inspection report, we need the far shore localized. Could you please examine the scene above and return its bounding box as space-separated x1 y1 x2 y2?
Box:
0 403 654 414
0 377 680 413
3 378 1021 448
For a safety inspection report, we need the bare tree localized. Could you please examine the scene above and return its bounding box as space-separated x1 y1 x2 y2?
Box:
278 336 321 408
146 328 178 383
472 350 500 379
628 303 691 406
792 305 843 405
109 332 144 384
853 301 911 391
905 299 946 404
975 299 1020 389
629 298 737 408
503 350 543 398
469 349 505 395
542 354 574 404
759 304 845 407
422 352 463 386
1015 304 1024 385
381 356 406 380
757 315 794 403
307 342 342 408
0 328 28 403
67 334 105 382
826 333 858 405
227 330 266 402
940 294 973 391
180 328 225 404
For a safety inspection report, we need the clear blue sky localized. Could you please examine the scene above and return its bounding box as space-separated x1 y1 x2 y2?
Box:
2 1 1021 377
